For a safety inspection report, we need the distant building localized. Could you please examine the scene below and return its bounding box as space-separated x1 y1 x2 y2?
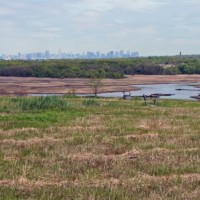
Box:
1 50 139 60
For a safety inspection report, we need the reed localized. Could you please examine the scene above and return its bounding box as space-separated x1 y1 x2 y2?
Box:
18 96 68 110
82 98 100 106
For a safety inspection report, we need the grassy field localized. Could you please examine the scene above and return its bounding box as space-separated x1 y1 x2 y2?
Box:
0 96 200 199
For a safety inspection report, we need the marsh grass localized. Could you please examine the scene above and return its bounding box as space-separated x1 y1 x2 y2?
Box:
82 98 100 106
0 96 200 199
17 96 68 110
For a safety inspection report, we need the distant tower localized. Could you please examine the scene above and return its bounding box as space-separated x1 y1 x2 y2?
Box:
179 51 182 58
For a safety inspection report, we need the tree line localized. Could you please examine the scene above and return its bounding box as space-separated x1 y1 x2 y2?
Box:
0 55 200 78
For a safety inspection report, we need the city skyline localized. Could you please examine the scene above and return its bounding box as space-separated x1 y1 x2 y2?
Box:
0 50 139 60
0 0 200 56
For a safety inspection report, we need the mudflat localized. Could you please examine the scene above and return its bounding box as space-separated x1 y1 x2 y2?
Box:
0 75 200 94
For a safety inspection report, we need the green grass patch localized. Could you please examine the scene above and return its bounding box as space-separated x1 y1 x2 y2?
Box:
0 96 200 199
17 96 68 110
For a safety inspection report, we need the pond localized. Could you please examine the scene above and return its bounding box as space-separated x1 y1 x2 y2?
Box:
29 83 200 100
97 83 200 100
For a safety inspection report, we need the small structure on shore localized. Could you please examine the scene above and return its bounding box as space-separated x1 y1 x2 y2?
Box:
123 91 131 100
143 94 159 105
142 93 174 105
123 92 175 102
149 93 174 97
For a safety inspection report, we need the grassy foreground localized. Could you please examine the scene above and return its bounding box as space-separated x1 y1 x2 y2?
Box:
0 96 200 199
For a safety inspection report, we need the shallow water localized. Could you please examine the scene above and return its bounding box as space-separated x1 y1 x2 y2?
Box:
29 83 200 100
98 83 200 100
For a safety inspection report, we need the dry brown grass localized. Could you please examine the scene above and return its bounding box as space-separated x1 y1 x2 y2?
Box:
0 137 62 146
1 173 200 200
0 127 39 137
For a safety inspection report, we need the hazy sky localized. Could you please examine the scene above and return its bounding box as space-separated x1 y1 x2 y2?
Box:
0 0 200 56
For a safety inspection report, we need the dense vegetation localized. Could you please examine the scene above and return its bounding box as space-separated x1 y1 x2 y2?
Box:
0 96 200 199
0 55 200 78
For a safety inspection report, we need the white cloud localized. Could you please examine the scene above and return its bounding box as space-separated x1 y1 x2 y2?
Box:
110 0 166 12
63 0 166 14
113 26 156 38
